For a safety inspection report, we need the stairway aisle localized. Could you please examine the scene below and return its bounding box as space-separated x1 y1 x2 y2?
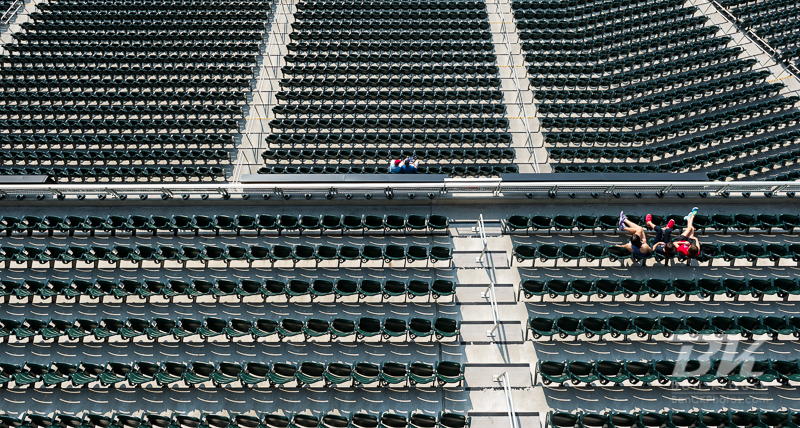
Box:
232 0 294 179
485 0 549 173
1 0 44 46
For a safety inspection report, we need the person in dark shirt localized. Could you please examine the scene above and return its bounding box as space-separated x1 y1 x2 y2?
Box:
398 157 419 174
646 214 676 257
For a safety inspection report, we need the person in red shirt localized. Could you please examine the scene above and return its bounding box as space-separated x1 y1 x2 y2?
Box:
675 207 700 258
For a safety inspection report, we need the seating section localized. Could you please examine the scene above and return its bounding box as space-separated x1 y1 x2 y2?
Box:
512 0 800 180
721 0 800 69
262 0 517 176
0 243 454 267
0 315 460 342
547 410 797 428
537 358 800 386
527 314 800 340
0 359 464 388
0 213 450 236
0 411 471 428
0 277 456 303
506 212 800 234
0 206 469 423
509 212 800 266
512 241 800 266
0 0 268 181
520 276 800 301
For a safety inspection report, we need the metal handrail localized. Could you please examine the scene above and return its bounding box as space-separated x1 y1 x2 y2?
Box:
0 179 797 200
473 214 488 263
482 282 501 338
494 372 519 428
0 0 22 24
707 0 800 80
498 16 540 172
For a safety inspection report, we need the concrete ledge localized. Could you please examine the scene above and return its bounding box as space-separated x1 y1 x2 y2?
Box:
455 283 516 304
464 363 532 388
499 172 708 182
460 321 523 343
470 413 541 428
241 174 449 183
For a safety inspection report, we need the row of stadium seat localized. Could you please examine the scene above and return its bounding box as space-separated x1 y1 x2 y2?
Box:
283 52 497 64
540 84 785 130
295 0 486 11
547 410 797 428
525 28 725 67
0 166 226 181
544 94 795 145
0 103 243 116
0 277 456 303
285 42 493 53
526 315 800 340
0 214 450 236
539 67 765 115
39 1 268 9
275 90 503 103
519 277 800 301
506 213 798 234
0 119 240 132
511 0 672 16
272 103 506 116
261 148 515 162
0 360 465 388
0 149 229 165
0 316 461 343
544 92 793 144
268 118 509 131
0 134 235 150
0 411 471 428
512 243 800 266
536 358 799 386
28 11 266 19
529 41 740 77
521 29 726 56
705 149 800 181
293 10 487 20
20 21 265 32
769 170 800 181
512 244 632 266
548 126 799 162
532 50 748 102
256 164 518 176
291 19 491 30
551 128 800 179
517 3 692 32
522 25 714 56
288 30 494 42
265 132 512 148
0 244 454 267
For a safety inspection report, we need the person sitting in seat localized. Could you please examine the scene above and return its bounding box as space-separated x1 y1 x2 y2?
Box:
399 156 419 174
389 159 403 173
616 211 653 258
646 214 676 257
675 207 701 259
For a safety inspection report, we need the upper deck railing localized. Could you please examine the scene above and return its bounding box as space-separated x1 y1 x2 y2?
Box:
0 174 795 201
